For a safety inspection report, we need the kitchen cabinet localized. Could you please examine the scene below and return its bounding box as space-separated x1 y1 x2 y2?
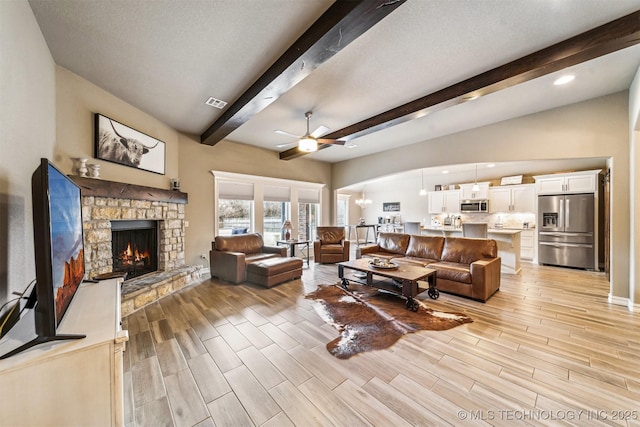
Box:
520 228 536 261
459 182 490 200
489 184 535 213
427 190 460 214
534 170 601 195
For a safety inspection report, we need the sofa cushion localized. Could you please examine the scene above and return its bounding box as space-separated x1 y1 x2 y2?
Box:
317 227 344 244
244 253 280 265
405 235 445 260
319 243 345 254
377 232 410 255
440 237 498 265
215 233 264 254
394 256 438 267
430 261 472 284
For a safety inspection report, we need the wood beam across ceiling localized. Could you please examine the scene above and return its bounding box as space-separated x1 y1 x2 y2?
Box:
200 0 406 147
280 10 640 160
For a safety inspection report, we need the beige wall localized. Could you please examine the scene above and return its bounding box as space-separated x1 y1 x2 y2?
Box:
333 92 632 301
0 0 56 302
55 66 179 187
178 134 332 267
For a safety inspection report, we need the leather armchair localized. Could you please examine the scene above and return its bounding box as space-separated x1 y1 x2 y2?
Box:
314 226 350 263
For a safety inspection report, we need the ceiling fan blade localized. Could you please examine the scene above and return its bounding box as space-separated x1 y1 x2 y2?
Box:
317 138 346 146
274 129 301 139
310 125 330 138
275 141 298 149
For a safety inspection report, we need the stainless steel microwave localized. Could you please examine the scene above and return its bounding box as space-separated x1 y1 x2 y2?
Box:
460 200 489 212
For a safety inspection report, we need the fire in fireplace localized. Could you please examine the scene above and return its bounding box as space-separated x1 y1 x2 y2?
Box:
111 220 158 279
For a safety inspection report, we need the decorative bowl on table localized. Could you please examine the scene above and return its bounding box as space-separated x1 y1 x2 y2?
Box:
369 259 399 270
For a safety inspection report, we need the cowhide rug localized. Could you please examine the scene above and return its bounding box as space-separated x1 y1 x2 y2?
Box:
306 282 473 359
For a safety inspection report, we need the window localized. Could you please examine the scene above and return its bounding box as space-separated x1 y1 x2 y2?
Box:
337 194 350 227
298 202 319 241
263 186 290 245
263 201 289 245
217 181 253 235
218 199 252 236
298 188 321 240
213 172 324 242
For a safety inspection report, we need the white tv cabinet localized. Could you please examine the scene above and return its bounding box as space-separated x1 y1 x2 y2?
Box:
0 279 128 426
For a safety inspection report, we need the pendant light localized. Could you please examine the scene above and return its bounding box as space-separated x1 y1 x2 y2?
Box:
472 163 480 192
419 169 427 196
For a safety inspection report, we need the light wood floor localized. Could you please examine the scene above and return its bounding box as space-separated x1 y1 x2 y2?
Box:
123 260 640 427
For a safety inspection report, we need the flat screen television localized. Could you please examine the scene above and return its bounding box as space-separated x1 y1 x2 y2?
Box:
0 159 85 359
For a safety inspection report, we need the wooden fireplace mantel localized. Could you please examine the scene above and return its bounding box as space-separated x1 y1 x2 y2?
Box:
70 176 188 204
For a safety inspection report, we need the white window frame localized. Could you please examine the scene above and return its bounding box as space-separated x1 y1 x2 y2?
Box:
212 171 324 238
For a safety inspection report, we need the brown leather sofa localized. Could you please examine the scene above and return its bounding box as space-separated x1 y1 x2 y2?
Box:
356 232 501 302
314 226 350 263
210 233 287 284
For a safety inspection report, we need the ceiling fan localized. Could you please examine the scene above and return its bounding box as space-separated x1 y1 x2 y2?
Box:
274 111 345 152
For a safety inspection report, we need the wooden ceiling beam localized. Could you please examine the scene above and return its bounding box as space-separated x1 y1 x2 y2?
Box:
280 10 640 160
200 0 406 146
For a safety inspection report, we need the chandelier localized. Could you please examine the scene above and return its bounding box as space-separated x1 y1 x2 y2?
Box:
355 193 371 207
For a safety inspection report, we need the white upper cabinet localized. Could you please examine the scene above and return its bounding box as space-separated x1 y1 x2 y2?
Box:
443 190 461 213
427 190 460 213
490 184 535 213
459 182 490 200
534 170 601 195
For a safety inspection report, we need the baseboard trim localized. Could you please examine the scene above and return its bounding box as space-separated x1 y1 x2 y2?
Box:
608 294 633 311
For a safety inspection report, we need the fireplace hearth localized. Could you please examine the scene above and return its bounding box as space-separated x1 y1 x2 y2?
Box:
111 220 158 279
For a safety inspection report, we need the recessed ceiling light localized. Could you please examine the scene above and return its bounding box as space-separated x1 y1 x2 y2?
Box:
346 143 358 149
553 74 575 86
487 164 495 168
442 170 449 174
205 97 228 109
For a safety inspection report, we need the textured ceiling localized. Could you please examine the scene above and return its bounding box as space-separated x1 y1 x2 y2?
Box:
29 0 640 164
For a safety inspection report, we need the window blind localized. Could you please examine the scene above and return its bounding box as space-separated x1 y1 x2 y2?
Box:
298 188 320 203
218 181 254 200
263 185 290 202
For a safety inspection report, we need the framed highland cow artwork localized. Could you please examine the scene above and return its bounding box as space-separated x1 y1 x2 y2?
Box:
94 113 166 175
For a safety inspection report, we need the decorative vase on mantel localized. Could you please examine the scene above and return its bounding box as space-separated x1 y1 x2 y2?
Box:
87 163 100 178
76 158 88 177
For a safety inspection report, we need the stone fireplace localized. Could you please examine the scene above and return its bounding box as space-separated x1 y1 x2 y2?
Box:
81 196 185 279
72 176 202 316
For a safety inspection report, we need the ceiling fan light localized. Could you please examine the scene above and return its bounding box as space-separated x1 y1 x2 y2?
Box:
298 137 317 152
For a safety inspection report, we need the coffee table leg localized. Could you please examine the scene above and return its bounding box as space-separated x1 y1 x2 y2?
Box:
427 273 439 299
338 265 349 289
405 296 419 312
402 281 420 311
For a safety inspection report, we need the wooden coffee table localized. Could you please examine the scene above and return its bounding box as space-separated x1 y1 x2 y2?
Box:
337 258 438 311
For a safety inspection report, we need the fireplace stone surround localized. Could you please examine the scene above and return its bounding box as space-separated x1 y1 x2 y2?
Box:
71 176 203 316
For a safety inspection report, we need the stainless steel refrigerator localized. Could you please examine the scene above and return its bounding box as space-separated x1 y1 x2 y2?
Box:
538 193 595 270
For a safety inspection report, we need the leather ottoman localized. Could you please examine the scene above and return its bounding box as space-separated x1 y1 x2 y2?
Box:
246 257 303 288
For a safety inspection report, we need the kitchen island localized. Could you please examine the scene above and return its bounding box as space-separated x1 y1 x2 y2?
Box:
421 226 522 274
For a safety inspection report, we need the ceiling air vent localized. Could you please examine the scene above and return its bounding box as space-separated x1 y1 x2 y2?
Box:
205 97 227 109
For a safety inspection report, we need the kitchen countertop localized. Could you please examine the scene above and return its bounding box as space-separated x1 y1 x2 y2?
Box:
421 226 533 235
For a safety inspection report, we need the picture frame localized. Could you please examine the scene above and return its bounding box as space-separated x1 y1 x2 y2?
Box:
94 113 166 175
383 202 400 212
